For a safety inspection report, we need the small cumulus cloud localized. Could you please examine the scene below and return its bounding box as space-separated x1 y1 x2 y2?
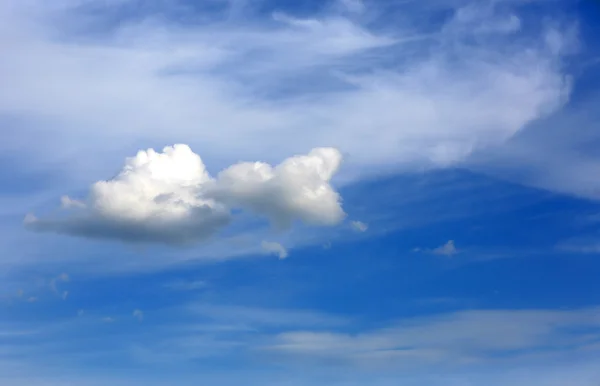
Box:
25 145 345 245
261 241 289 259
49 273 69 297
133 309 144 321
412 240 458 256
433 240 458 256
102 317 115 323
77 309 84 317
350 220 368 232
60 195 85 209
62 291 69 300
164 279 207 291
27 296 37 303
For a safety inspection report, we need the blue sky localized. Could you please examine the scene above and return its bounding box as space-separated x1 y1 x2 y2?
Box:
2 0 600 384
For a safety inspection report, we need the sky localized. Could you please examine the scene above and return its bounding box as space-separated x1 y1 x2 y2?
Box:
1 0 600 384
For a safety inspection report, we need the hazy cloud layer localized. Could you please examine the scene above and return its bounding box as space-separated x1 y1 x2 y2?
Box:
0 0 576 193
265 307 600 368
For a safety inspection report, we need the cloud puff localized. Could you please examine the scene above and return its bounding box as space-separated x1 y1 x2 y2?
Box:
60 196 85 209
214 147 344 228
432 240 458 256
164 279 207 291
350 220 368 232
261 241 289 260
25 145 345 245
413 240 458 256
133 309 144 321
49 273 69 295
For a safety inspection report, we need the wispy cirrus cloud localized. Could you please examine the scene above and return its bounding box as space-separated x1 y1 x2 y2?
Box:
264 307 600 369
2 302 600 383
0 0 582 271
164 279 207 292
0 0 574 185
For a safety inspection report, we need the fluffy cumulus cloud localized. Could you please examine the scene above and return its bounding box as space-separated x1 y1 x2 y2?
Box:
24 145 345 245
214 147 344 228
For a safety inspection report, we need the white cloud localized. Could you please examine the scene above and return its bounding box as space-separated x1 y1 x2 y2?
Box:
350 220 368 232
102 317 115 323
164 279 207 291
0 0 574 193
60 196 85 209
49 273 69 295
556 237 600 254
188 304 348 329
432 240 458 256
261 241 289 259
133 309 144 321
413 240 458 256
467 89 600 200
214 147 344 228
265 307 600 367
24 145 345 244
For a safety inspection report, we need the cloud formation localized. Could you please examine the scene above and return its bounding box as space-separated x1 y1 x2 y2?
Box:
0 0 577 195
350 220 368 232
432 240 458 256
133 309 144 321
49 273 69 295
261 241 289 259
413 240 458 256
164 279 207 291
265 307 600 368
25 145 345 245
